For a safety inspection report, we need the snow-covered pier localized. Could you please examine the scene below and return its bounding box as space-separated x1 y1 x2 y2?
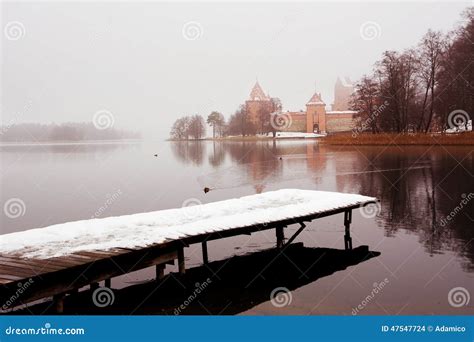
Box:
0 189 376 312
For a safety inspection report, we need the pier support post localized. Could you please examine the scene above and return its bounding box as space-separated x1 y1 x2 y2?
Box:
276 226 285 249
156 264 165 280
202 241 209 264
90 282 99 291
104 278 111 288
344 210 353 250
177 247 186 275
53 293 66 314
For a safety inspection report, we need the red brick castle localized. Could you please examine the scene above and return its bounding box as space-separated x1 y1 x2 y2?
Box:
245 78 357 134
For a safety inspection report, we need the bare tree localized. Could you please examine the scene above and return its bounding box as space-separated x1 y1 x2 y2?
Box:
188 115 206 140
375 50 418 132
437 8 473 129
207 111 225 138
417 30 446 132
227 105 256 137
170 116 191 140
350 75 380 134
351 8 473 135
256 97 282 137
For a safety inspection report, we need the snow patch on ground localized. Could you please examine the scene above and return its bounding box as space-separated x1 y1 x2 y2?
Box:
445 120 472 134
0 189 375 259
261 132 326 138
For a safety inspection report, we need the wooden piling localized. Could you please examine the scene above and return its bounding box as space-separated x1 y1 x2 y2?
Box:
104 278 111 288
53 293 65 314
202 241 209 264
344 210 353 250
156 264 165 280
276 226 285 249
177 247 186 275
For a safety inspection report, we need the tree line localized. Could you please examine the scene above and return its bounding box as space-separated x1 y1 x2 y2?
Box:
0 122 140 142
169 98 282 140
170 8 472 139
351 8 473 134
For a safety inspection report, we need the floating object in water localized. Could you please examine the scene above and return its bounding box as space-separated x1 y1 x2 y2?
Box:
203 187 211 193
197 160 431 193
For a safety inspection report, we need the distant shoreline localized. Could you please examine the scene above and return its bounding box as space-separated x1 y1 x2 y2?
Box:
168 136 318 142
168 132 326 142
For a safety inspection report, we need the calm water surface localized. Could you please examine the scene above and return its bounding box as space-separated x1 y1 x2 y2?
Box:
1 140 473 315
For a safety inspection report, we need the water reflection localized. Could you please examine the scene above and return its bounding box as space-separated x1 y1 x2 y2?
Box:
0 141 139 154
169 141 206 166
17 244 380 315
1 140 473 315
171 141 474 271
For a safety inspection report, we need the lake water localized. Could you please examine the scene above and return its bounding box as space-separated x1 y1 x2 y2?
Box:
1 140 473 315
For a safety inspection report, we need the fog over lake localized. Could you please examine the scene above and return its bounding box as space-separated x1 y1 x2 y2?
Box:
2 2 470 138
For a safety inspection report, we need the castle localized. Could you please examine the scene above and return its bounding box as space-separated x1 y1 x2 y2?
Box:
245 77 357 134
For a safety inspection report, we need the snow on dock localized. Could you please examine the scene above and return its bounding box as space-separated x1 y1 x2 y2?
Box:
0 189 377 311
0 189 375 259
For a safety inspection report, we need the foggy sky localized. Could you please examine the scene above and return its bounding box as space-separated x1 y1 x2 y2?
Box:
1 1 471 139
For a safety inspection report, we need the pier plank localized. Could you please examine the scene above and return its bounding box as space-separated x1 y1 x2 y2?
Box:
0 258 61 272
0 258 71 272
0 274 23 281
0 265 40 278
0 278 14 284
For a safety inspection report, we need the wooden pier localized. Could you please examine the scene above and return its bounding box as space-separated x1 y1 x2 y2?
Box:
0 190 377 312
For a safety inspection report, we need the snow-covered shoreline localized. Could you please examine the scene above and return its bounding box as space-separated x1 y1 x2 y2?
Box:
0 189 375 259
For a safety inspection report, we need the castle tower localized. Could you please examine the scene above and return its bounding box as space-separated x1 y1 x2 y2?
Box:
245 81 271 123
306 92 326 133
333 77 354 111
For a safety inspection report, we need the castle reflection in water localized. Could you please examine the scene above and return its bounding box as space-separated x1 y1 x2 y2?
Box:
171 140 474 272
